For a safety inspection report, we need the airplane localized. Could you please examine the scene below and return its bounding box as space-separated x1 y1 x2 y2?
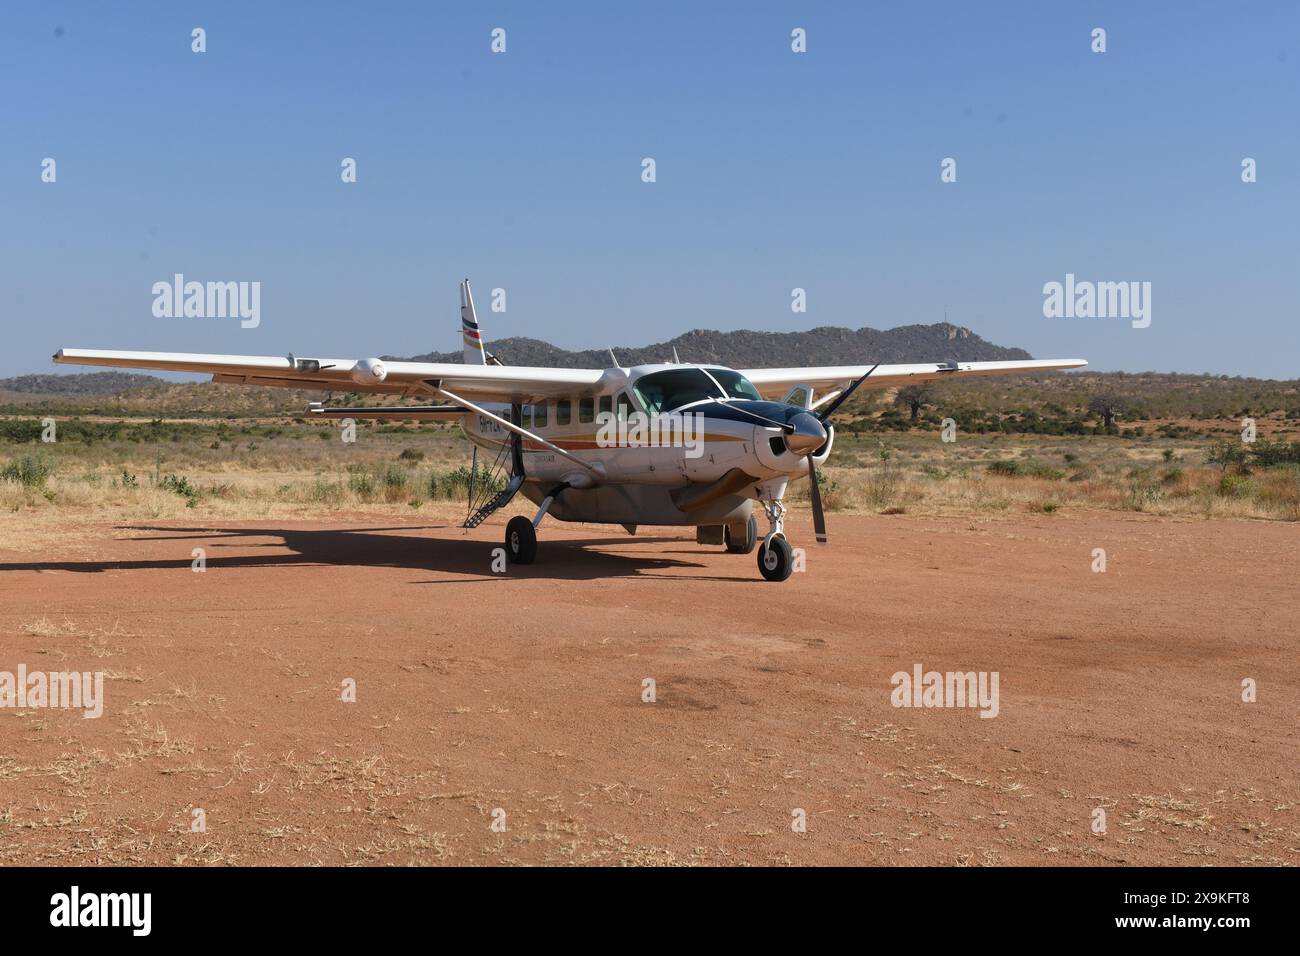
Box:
53 280 1086 581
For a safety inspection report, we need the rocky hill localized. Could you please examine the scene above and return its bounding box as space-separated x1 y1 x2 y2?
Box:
0 371 162 394
400 323 1031 368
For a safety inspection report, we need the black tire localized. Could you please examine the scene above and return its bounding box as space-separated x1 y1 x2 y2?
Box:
757 535 794 582
505 516 537 564
725 514 759 554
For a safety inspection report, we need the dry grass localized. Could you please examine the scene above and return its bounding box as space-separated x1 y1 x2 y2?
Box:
2 423 1297 531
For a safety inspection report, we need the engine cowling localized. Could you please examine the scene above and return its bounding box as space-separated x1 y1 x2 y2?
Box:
350 358 387 385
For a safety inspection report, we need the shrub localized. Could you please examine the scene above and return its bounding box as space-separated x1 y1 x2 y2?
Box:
307 477 345 505
1217 474 1250 498
432 465 506 501
380 464 409 502
1248 440 1300 468
159 473 200 506
987 459 1065 480
1 454 55 488
348 471 376 500
1207 439 1250 473
1125 472 1162 510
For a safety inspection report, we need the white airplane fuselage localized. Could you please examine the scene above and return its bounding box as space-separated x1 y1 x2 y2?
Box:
458 363 831 527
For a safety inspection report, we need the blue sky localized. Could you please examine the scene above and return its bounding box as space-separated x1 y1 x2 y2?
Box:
3 1 1297 378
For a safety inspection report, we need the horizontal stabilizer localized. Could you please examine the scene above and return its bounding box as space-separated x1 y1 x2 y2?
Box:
307 403 463 421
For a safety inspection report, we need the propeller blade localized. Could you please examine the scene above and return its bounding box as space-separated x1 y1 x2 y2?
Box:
807 455 828 544
817 363 880 424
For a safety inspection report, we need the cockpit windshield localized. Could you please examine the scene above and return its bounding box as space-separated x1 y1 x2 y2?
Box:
633 369 719 414
632 368 762 414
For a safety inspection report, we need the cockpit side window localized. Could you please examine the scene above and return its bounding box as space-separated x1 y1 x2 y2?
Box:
707 368 763 401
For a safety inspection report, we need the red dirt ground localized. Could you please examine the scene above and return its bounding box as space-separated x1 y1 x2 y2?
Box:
0 509 1296 865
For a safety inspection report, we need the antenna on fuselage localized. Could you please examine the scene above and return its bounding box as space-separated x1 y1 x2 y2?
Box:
672 346 680 364
608 348 620 367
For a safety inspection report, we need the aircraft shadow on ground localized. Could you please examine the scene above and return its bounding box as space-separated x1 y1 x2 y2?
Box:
0 525 720 582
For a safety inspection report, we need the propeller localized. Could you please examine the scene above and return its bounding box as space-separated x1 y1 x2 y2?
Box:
815 363 880 424
801 364 880 545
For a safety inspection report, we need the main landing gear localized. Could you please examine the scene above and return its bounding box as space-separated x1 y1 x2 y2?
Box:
755 498 794 582
724 514 758 554
504 482 568 565
505 516 537 564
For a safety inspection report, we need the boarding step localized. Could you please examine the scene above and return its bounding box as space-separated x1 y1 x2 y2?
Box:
463 473 525 529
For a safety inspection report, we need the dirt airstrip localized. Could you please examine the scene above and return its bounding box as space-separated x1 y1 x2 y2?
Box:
0 509 1296 866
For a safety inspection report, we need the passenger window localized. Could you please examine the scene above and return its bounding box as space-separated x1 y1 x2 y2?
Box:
534 402 547 428
522 405 533 428
616 391 633 417
579 397 594 423
599 395 612 417
557 399 571 426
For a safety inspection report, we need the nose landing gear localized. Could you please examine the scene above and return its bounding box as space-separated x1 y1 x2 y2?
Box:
756 498 794 582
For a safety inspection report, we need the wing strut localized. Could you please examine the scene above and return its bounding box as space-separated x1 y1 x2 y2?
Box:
430 383 604 479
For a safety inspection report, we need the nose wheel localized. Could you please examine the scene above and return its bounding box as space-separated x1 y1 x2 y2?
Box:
757 535 794 581
755 497 795 582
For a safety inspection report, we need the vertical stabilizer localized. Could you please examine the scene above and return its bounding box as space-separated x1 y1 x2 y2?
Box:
461 279 487 365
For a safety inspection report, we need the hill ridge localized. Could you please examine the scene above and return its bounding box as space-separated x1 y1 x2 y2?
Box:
397 321 1031 368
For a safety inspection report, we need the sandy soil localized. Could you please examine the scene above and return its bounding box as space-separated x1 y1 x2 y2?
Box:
0 507 1296 866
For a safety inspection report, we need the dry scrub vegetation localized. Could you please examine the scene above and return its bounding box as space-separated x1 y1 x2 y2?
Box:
1 414 1297 529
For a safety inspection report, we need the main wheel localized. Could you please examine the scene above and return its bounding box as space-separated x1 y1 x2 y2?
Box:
756 535 794 582
725 514 758 554
505 516 537 564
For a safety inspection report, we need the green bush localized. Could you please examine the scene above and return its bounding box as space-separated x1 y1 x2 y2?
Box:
348 471 376 500
987 459 1065 480
1248 440 1300 468
159 473 200 506
430 465 506 501
1217 474 1250 498
1 454 55 488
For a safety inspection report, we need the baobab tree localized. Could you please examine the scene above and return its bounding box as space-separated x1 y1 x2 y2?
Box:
894 384 936 421
1087 391 1128 429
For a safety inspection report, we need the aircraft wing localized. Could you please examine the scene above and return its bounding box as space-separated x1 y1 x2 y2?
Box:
52 348 607 404
740 358 1088 400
